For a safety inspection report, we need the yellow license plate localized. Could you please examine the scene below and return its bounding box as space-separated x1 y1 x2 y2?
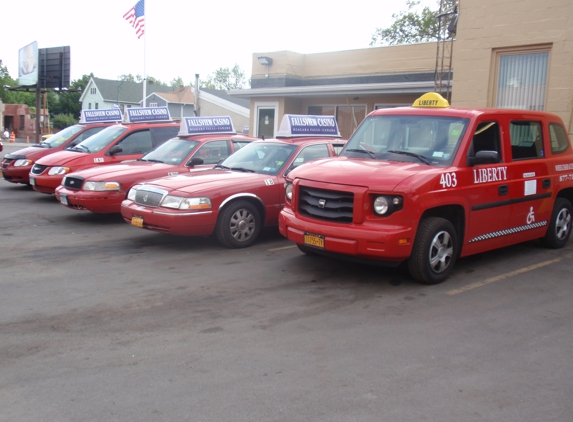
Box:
304 233 324 249
131 216 144 228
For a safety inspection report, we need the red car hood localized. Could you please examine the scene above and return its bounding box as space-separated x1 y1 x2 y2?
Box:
289 156 441 191
8 145 54 160
68 161 175 181
141 170 269 195
35 150 88 166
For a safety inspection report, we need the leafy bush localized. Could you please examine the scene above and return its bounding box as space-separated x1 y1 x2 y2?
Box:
52 113 78 130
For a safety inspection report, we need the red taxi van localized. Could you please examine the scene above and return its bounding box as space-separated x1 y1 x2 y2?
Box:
279 93 573 284
1 109 122 185
30 107 180 194
55 116 258 213
120 114 346 248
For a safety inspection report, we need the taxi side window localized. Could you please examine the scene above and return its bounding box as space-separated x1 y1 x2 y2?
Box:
193 140 230 164
232 140 251 151
510 121 543 160
150 127 180 148
291 144 330 169
116 130 153 155
549 123 570 154
468 121 502 162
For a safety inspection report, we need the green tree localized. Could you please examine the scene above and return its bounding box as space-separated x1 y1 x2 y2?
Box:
370 0 457 46
52 113 78 130
119 74 167 86
200 64 248 90
0 62 36 106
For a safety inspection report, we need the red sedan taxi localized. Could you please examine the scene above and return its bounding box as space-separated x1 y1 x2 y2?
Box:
121 114 346 248
1 109 122 185
55 116 257 213
30 107 180 194
279 93 573 284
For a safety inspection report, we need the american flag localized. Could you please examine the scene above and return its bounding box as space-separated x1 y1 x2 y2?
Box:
123 0 145 39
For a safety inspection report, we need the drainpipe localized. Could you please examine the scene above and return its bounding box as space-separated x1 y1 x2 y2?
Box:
194 74 200 116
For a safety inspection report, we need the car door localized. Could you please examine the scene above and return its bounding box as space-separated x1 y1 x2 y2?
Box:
505 117 553 243
464 119 512 255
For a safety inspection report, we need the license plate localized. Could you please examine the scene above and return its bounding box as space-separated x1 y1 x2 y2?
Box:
59 194 68 206
30 177 35 186
304 232 325 249
131 215 144 228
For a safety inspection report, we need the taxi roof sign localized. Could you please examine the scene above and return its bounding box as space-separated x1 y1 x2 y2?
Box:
412 92 450 108
79 108 123 124
276 114 341 138
125 107 172 123
178 116 236 136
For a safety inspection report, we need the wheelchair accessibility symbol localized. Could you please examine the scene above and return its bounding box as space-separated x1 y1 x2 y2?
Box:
526 207 535 224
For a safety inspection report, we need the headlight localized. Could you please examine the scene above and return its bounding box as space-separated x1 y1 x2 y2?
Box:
373 196 389 215
48 166 70 176
373 195 403 216
285 182 293 201
83 181 120 191
127 185 142 201
14 159 33 167
161 195 212 210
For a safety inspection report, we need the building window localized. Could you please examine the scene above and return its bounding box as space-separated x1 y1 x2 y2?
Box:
494 46 550 111
90 88 96 95
308 105 366 139
95 103 99 109
20 115 25 130
149 102 158 107
88 103 91 109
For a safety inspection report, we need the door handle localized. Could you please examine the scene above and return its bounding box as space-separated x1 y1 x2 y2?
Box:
542 179 551 189
499 184 508 196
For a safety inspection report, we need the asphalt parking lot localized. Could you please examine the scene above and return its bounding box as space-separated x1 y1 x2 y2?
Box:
1 143 572 422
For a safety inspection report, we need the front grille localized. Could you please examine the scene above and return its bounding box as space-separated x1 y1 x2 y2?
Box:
298 186 354 223
1 158 13 169
63 176 84 190
134 188 165 207
31 164 48 175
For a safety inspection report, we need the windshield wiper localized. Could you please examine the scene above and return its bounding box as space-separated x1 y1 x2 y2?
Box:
387 150 431 165
345 148 376 159
214 164 230 170
69 144 90 153
230 167 255 173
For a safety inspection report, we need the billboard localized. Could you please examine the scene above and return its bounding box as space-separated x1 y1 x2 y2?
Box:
18 41 39 86
38 46 71 89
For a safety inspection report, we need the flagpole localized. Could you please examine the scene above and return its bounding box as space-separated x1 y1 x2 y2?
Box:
142 0 147 107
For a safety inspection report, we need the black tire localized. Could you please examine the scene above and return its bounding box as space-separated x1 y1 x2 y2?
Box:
540 198 572 249
215 200 261 248
408 217 457 284
296 244 317 255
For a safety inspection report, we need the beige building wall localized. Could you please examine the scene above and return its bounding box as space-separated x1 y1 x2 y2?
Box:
200 101 249 134
453 0 573 132
251 43 438 80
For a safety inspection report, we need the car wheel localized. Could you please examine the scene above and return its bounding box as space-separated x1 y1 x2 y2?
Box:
216 200 261 248
540 198 572 249
408 217 457 284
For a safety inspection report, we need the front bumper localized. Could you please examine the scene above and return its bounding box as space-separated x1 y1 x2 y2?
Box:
120 200 217 236
30 174 63 194
1 165 32 184
56 187 125 213
278 207 414 263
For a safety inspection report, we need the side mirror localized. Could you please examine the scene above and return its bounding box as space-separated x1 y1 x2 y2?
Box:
186 156 204 167
109 145 123 155
468 150 500 166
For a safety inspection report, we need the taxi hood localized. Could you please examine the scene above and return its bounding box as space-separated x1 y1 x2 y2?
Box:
142 169 266 195
290 156 439 190
69 161 172 181
6 145 52 159
35 150 88 166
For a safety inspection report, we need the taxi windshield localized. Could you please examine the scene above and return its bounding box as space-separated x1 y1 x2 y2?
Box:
140 138 199 165
342 115 470 166
72 126 128 154
41 125 84 148
220 142 297 175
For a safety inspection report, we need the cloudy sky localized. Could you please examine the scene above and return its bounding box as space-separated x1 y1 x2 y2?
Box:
2 0 436 86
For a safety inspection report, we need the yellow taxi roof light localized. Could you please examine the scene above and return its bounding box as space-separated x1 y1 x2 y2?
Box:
412 92 450 108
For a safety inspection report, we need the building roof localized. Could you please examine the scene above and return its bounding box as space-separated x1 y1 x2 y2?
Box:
89 77 175 104
153 86 195 104
200 88 250 108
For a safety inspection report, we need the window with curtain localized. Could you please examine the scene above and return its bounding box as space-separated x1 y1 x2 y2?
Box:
496 51 549 111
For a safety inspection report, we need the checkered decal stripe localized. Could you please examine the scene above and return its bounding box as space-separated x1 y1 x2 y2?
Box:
469 221 548 243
